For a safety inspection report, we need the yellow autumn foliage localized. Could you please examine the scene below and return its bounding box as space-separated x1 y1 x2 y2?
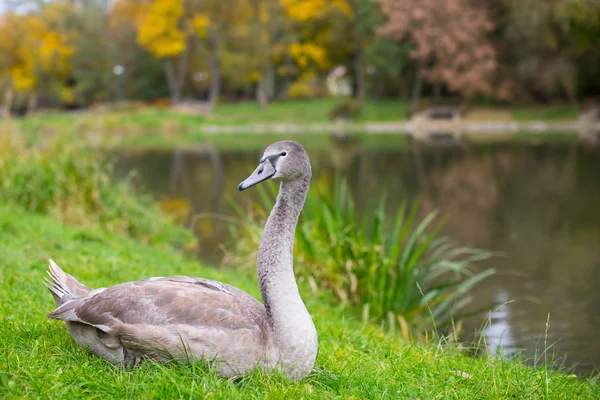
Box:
60 86 75 105
281 0 351 22
289 42 329 69
0 12 74 93
287 79 314 99
137 0 186 58
250 70 261 82
39 31 74 75
10 65 37 92
190 14 210 38
259 2 270 23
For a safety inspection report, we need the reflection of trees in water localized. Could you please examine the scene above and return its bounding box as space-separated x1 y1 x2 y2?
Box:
496 143 585 284
168 145 223 214
167 145 225 261
496 144 600 297
404 142 600 373
413 143 504 248
462 143 600 374
327 135 371 207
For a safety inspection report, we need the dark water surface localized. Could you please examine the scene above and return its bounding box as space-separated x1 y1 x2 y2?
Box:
114 136 600 375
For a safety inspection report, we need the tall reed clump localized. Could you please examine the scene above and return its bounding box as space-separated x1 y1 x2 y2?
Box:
0 131 194 248
225 175 495 339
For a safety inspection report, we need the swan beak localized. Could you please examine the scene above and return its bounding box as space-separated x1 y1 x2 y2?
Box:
238 159 277 191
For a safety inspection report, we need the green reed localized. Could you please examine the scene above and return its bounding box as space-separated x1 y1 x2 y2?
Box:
227 175 495 339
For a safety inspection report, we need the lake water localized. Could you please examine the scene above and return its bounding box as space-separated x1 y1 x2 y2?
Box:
114 135 600 375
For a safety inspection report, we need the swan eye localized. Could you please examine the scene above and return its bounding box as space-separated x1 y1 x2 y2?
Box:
281 152 287 156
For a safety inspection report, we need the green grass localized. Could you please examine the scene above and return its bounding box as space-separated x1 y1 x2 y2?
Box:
0 131 194 248
115 131 412 152
512 104 579 121
0 99 579 131
117 99 409 125
1 204 598 399
512 132 580 143
1 99 411 132
0 99 582 151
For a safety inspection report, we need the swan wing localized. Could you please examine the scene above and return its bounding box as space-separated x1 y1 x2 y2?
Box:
48 276 270 365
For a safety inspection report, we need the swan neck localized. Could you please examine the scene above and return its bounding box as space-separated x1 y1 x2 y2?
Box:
258 177 309 295
257 175 317 377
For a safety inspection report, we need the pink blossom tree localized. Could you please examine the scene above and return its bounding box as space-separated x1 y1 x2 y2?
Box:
376 0 502 103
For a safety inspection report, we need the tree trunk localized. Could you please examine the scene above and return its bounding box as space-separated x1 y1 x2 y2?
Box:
373 74 383 100
354 50 366 102
433 81 442 100
26 92 38 117
164 59 181 105
256 80 268 108
562 73 578 106
250 0 269 108
265 63 276 100
351 0 366 103
282 51 293 96
398 71 410 98
176 38 192 100
2 88 12 120
208 31 221 111
411 58 426 107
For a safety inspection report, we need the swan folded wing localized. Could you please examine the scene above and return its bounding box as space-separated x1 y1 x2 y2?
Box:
50 277 269 361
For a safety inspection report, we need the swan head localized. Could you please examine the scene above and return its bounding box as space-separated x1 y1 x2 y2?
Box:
238 141 311 191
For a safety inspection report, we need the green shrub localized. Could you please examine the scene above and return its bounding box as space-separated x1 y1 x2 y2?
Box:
286 81 315 99
225 176 495 339
329 98 363 121
0 132 194 248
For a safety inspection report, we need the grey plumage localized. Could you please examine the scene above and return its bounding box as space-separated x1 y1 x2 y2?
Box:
45 140 318 380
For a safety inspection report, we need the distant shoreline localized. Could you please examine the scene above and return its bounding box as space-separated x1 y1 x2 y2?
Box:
2 99 598 150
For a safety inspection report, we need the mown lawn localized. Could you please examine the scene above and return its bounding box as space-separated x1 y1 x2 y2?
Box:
0 99 583 152
0 99 579 132
1 204 598 399
1 99 411 133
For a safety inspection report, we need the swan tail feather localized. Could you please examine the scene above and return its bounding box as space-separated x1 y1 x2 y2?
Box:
45 258 92 306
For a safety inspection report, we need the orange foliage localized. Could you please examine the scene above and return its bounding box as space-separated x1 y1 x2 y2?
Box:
377 0 499 98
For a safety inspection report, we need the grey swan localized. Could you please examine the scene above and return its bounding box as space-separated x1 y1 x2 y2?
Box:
45 140 318 380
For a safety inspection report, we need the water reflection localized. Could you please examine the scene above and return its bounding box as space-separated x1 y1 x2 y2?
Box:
114 137 600 375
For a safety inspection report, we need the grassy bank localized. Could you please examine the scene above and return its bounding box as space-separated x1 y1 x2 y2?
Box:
0 131 194 248
1 99 411 132
0 99 580 135
0 100 584 152
0 99 406 137
1 204 598 399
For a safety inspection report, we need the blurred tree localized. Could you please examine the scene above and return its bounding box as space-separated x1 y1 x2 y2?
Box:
70 0 116 105
112 0 244 108
193 0 245 110
364 37 412 98
0 3 76 113
377 0 500 104
110 0 173 102
347 0 412 101
248 0 289 108
1 0 598 108
502 0 600 104
281 0 352 97
135 0 189 104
